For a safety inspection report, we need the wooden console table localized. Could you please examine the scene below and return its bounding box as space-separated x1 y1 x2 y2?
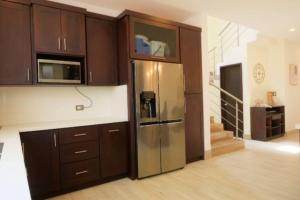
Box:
251 106 285 141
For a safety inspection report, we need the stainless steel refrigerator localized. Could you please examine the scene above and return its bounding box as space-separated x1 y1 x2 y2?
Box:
133 60 186 178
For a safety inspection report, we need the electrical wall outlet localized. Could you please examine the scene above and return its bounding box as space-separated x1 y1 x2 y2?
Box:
76 105 84 111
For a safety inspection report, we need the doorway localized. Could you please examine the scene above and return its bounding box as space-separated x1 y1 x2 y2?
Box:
220 63 243 137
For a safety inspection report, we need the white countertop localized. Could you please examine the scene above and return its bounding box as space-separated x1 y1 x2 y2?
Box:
0 117 128 200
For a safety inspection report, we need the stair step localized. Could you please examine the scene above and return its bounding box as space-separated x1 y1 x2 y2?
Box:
211 131 234 143
210 123 224 133
211 139 245 157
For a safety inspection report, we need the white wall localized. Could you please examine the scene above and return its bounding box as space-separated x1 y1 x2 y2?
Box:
247 35 300 132
0 86 128 126
284 42 300 131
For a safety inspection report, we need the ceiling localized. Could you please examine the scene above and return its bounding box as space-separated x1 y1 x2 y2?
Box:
57 0 300 43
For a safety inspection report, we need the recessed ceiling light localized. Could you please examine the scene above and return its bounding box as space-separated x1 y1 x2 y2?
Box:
289 28 296 32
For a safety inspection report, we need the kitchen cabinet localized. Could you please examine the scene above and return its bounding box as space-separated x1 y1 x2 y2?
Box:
185 94 204 163
180 27 202 94
59 125 99 189
20 130 60 198
118 11 180 63
99 123 128 178
86 16 118 85
0 1 32 85
130 17 180 62
33 4 86 56
21 122 128 198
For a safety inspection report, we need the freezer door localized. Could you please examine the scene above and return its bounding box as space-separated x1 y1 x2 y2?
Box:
134 60 159 124
137 124 161 178
160 121 186 173
158 62 185 121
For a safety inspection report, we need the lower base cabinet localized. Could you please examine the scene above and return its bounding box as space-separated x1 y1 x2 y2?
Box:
21 122 128 199
99 123 128 178
185 94 204 163
20 130 60 198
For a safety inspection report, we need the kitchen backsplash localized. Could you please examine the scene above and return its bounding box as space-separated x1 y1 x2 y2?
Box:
0 85 128 126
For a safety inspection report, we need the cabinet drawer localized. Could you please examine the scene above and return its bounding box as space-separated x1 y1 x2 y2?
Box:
60 126 98 144
61 158 99 188
60 141 99 163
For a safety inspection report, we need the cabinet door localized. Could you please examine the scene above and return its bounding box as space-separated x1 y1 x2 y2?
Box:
86 17 117 85
21 130 60 198
180 28 202 94
99 123 128 178
61 10 86 55
185 94 204 163
130 17 180 63
33 5 61 54
0 1 31 85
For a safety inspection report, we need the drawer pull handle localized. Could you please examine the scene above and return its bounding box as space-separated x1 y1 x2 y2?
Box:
108 129 120 133
74 150 88 154
74 133 87 137
75 170 88 176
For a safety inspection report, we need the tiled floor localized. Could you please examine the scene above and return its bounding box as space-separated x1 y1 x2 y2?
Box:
50 132 300 200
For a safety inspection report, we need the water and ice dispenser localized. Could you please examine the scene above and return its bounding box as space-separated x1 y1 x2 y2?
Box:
140 91 156 119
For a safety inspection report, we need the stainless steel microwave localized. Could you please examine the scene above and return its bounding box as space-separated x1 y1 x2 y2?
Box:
37 59 82 84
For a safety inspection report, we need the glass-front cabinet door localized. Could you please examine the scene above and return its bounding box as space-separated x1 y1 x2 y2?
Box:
130 17 180 63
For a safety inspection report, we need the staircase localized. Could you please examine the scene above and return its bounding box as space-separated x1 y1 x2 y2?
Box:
210 117 245 157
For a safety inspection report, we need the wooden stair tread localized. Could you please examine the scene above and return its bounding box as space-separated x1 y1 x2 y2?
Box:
210 123 224 133
211 139 245 157
211 131 234 143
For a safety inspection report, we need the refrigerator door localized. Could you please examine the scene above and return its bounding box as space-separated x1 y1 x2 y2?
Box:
160 121 186 173
158 62 185 121
134 60 159 124
137 124 161 178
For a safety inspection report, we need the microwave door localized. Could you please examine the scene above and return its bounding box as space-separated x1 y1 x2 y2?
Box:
38 59 81 84
158 62 185 122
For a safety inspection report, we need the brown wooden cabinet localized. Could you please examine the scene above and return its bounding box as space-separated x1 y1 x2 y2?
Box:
251 106 285 141
185 94 204 163
61 10 86 55
180 27 202 94
118 11 180 63
21 122 128 198
99 123 128 178
0 1 32 85
86 16 118 85
180 27 204 163
33 4 85 56
20 130 60 198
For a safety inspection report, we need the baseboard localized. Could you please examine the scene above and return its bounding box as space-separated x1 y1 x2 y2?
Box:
204 150 212 159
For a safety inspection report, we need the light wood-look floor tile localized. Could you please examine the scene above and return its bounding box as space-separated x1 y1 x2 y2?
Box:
49 132 300 200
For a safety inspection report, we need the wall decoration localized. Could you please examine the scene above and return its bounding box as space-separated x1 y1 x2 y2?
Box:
289 64 298 85
253 63 265 84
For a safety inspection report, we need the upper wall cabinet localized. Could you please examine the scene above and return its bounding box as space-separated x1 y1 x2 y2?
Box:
0 1 32 85
180 27 202 94
130 17 180 62
33 5 86 56
116 11 180 63
86 15 118 85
